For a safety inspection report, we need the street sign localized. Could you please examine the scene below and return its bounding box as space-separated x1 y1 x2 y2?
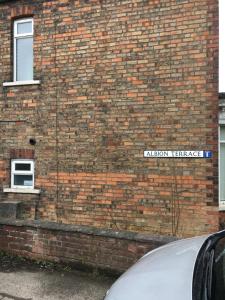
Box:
144 150 212 158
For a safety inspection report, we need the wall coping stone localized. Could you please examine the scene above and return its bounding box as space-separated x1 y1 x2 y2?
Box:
0 219 177 244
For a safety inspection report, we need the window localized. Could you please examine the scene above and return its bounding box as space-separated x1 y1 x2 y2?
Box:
14 18 33 82
219 126 225 208
11 159 34 189
219 0 225 92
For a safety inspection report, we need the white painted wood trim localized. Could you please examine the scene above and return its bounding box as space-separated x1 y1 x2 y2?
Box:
14 18 34 81
219 126 225 209
11 159 34 189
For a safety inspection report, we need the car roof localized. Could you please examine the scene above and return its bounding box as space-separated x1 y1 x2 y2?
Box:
106 235 209 300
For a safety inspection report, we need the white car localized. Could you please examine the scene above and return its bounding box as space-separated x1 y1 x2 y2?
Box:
104 230 225 300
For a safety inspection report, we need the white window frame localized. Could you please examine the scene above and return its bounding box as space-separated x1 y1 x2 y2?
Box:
14 18 34 82
11 159 34 189
219 125 225 209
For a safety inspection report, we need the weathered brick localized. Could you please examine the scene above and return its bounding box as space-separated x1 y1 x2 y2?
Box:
0 0 219 239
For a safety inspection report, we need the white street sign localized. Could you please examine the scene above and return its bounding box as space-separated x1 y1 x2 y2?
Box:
144 150 212 158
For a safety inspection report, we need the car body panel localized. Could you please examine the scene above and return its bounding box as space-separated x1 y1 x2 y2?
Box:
105 235 209 300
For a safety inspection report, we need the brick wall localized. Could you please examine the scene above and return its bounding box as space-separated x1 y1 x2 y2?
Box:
0 220 175 273
0 0 219 238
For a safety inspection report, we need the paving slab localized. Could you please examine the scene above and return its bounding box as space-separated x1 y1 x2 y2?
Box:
0 255 115 300
0 269 114 300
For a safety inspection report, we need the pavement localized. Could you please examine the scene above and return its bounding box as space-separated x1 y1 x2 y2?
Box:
0 254 116 300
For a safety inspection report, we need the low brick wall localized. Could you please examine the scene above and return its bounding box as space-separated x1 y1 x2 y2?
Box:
0 220 175 274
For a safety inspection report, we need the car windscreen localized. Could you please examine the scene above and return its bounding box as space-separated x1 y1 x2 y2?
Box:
211 237 225 300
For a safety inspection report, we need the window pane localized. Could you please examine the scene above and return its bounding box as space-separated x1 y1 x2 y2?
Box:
221 126 225 141
16 37 33 81
17 21 32 34
15 163 31 171
220 143 225 201
14 175 33 186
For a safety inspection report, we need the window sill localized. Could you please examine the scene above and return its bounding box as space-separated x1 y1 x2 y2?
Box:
219 206 225 211
3 80 40 87
3 188 40 194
